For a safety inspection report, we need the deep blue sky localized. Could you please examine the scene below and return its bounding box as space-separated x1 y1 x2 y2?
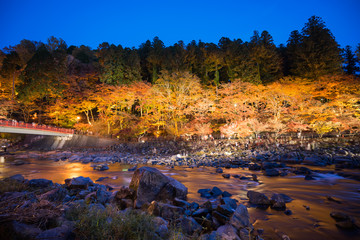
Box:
1 0 359 50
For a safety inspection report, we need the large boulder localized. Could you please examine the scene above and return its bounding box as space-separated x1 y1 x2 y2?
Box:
129 167 187 208
270 193 286 210
247 191 270 205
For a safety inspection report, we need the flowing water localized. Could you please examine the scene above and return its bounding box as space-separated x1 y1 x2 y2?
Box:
0 154 359 240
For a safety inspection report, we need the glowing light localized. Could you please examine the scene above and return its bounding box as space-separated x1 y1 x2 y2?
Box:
0 156 4 163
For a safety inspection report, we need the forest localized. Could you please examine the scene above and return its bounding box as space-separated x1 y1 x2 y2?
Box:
0 16 359 141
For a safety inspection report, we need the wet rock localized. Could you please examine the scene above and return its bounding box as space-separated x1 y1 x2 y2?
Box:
304 174 315 180
303 155 326 166
247 191 270 205
222 174 230 179
12 160 26 166
252 174 258 181
229 204 250 229
65 176 93 189
270 193 286 210
284 209 292 215
335 220 357 229
128 165 137 171
211 187 223 197
249 163 261 170
220 197 237 210
129 167 187 208
198 189 212 198
216 224 240 240
95 177 109 182
93 164 109 171
28 179 53 188
330 212 350 221
263 168 280 177
222 191 232 198
326 196 342 204
294 167 312 175
216 168 224 173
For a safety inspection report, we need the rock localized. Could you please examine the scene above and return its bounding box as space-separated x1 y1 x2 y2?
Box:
294 167 312 175
335 220 356 229
115 186 136 200
213 211 230 225
95 177 109 182
216 224 240 240
93 164 109 171
247 191 270 205
263 169 280 177
11 221 42 239
284 209 292 215
85 189 111 205
270 194 286 210
303 155 326 166
211 187 223 197
220 197 237 210
222 191 232 198
278 194 292 203
192 208 210 218
158 203 185 220
229 204 250 229
222 174 230 179
153 217 169 239
198 189 212 198
128 165 137 171
330 212 350 221
178 216 202 235
216 168 224 173
7 174 25 182
35 225 74 240
252 174 258 181
216 205 235 217
129 167 188 208
304 174 315 180
199 231 218 240
249 163 261 171
12 160 26 166
65 176 93 189
239 228 250 240
28 179 53 188
39 187 68 202
173 198 191 208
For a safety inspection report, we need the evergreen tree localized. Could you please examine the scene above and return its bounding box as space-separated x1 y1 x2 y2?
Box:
342 45 358 75
287 16 342 78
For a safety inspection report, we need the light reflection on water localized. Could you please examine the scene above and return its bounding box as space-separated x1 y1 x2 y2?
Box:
0 154 360 240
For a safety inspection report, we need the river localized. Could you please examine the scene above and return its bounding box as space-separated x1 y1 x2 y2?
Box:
0 153 359 240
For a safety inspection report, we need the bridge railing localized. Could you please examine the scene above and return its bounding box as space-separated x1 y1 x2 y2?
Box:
0 120 74 134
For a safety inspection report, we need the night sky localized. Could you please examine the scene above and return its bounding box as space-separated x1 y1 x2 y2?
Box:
1 0 360 50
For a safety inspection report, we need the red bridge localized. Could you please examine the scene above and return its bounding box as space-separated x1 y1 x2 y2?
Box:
0 120 74 136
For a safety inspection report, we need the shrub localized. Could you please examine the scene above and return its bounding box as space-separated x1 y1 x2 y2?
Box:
74 205 160 240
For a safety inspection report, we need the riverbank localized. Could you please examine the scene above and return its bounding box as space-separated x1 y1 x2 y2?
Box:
1 138 360 239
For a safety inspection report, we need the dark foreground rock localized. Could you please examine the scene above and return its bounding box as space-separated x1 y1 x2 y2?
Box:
129 167 188 208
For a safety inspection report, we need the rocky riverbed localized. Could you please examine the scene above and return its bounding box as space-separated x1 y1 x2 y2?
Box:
0 138 360 239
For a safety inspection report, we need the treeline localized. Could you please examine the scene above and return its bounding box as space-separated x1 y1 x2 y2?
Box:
0 16 359 140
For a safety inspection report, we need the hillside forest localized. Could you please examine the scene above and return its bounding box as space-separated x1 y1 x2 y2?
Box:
1 16 360 141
